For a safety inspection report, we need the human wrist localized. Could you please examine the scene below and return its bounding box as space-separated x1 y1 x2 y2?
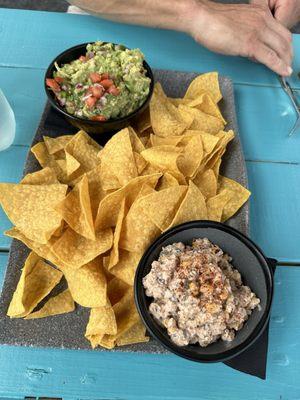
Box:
183 0 213 38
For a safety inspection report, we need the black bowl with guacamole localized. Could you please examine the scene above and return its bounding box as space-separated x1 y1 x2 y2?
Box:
45 42 154 134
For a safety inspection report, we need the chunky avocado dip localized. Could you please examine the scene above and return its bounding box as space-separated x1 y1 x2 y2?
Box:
46 42 151 121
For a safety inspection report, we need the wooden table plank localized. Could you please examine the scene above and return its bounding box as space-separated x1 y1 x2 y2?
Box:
0 250 299 399
0 9 300 88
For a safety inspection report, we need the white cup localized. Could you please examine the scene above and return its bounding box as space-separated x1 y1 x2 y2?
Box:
0 89 16 151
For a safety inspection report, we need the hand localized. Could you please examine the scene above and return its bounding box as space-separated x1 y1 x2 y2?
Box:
189 0 293 76
252 0 300 29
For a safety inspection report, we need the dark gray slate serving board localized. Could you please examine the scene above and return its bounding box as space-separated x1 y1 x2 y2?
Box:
0 69 249 353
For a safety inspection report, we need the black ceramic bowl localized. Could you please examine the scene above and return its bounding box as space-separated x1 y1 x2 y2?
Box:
44 42 154 134
134 220 275 363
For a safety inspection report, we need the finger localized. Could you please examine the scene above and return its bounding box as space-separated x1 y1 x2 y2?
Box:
274 6 298 29
253 42 292 75
260 26 293 66
266 13 293 43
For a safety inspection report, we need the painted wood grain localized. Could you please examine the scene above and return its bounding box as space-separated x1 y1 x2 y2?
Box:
0 251 299 399
0 9 300 88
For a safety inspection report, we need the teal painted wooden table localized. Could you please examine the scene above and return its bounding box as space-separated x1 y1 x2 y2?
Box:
0 8 300 399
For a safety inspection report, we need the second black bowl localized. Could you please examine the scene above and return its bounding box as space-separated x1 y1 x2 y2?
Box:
134 220 274 363
44 42 154 135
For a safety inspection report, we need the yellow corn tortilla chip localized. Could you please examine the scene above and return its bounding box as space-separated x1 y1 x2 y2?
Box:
107 277 131 305
85 302 117 348
177 135 203 178
4 227 72 274
132 108 151 133
0 183 67 244
128 126 146 153
99 128 138 191
134 152 148 175
184 72 222 103
25 289 75 319
116 320 149 346
119 194 161 253
95 174 161 231
218 176 251 222
31 142 68 183
193 169 217 199
51 227 113 269
187 93 226 124
65 151 81 176
206 189 232 221
21 167 59 185
64 257 107 307
43 135 73 155
167 181 207 229
184 131 220 155
85 164 106 220
150 134 183 148
141 146 185 184
178 105 224 134
7 252 63 318
55 175 95 240
138 186 187 231
65 130 101 173
156 173 179 191
150 83 189 137
110 251 142 286
108 198 126 269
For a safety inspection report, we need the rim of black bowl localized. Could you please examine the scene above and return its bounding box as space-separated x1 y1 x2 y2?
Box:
134 220 274 363
44 42 154 125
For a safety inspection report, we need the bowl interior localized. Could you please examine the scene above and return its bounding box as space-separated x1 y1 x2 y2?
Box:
135 221 273 362
44 43 154 128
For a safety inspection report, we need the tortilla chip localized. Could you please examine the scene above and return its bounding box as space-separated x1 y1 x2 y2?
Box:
150 83 188 137
108 198 126 269
31 142 68 183
25 289 75 319
177 135 203 178
85 303 117 348
116 320 149 346
193 169 217 199
85 164 106 220
132 108 151 133
65 130 101 173
65 151 81 177
99 128 138 191
218 176 251 222
51 227 113 269
184 72 222 103
178 105 224 134
206 189 232 221
134 152 148 175
95 174 161 231
107 277 131 305
150 134 183 148
64 257 107 307
156 173 179 191
7 252 63 318
119 193 160 253
168 181 207 228
138 186 187 231
110 251 142 286
128 126 146 153
21 167 59 185
141 146 185 184
0 183 67 244
55 175 95 240
44 135 73 155
188 93 226 123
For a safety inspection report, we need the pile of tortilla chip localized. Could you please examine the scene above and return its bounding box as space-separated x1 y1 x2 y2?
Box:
0 72 250 349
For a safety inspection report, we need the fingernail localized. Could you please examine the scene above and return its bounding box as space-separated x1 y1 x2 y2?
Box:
287 66 293 75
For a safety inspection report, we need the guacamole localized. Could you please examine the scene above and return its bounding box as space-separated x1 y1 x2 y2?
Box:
46 42 151 121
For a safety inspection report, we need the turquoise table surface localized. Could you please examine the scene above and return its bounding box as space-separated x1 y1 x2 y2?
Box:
0 7 300 399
